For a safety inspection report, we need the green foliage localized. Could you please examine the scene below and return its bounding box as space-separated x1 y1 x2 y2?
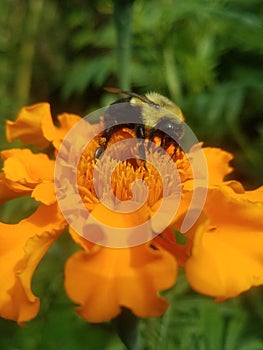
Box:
112 308 141 350
141 271 263 350
1 0 263 183
0 195 38 224
1 0 263 349
171 228 188 246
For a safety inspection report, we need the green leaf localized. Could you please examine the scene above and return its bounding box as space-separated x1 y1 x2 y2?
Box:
171 228 187 246
111 308 141 350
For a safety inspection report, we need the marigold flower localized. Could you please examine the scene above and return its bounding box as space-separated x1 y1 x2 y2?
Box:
0 143 66 323
156 151 263 299
6 103 52 149
0 101 263 325
1 148 56 205
185 185 263 300
0 204 65 324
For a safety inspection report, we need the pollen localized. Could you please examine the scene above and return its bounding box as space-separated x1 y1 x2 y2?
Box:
76 132 192 211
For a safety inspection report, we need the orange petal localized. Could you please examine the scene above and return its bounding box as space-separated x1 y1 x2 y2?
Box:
0 203 66 323
6 103 53 149
225 182 263 203
80 202 152 247
154 210 209 267
65 244 177 322
32 182 56 205
154 227 190 266
68 227 94 252
1 149 55 203
89 202 150 228
204 187 263 227
2 149 54 182
43 113 81 150
203 147 233 185
185 187 263 300
0 173 25 205
244 185 263 202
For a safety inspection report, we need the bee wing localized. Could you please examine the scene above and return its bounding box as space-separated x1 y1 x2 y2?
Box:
104 87 153 105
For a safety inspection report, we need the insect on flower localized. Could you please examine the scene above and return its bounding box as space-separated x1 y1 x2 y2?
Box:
94 87 185 161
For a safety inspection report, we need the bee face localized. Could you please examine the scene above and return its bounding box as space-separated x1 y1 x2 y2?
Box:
94 88 185 161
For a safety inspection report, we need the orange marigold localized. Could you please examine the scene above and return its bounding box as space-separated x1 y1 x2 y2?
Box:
0 101 262 325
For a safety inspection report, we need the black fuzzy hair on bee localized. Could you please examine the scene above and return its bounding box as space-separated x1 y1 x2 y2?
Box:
95 88 185 161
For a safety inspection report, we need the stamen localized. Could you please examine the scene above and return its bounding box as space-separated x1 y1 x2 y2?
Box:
77 132 192 210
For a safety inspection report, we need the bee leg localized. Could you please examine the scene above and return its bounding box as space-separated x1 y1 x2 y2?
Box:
148 129 155 150
160 135 171 149
135 125 146 162
161 136 181 160
148 129 165 153
170 143 181 159
94 145 106 160
94 127 114 160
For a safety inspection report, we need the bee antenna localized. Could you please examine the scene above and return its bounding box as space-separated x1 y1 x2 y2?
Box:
104 87 155 105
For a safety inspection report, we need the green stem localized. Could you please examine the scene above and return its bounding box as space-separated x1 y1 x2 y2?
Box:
15 0 44 106
163 46 182 101
113 0 135 90
111 307 141 350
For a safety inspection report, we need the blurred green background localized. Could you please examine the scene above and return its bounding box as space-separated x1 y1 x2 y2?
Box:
0 0 263 349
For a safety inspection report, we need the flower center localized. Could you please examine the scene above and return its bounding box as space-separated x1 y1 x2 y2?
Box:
77 129 192 212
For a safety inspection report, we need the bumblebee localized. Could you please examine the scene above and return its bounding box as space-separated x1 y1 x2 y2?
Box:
94 88 185 160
